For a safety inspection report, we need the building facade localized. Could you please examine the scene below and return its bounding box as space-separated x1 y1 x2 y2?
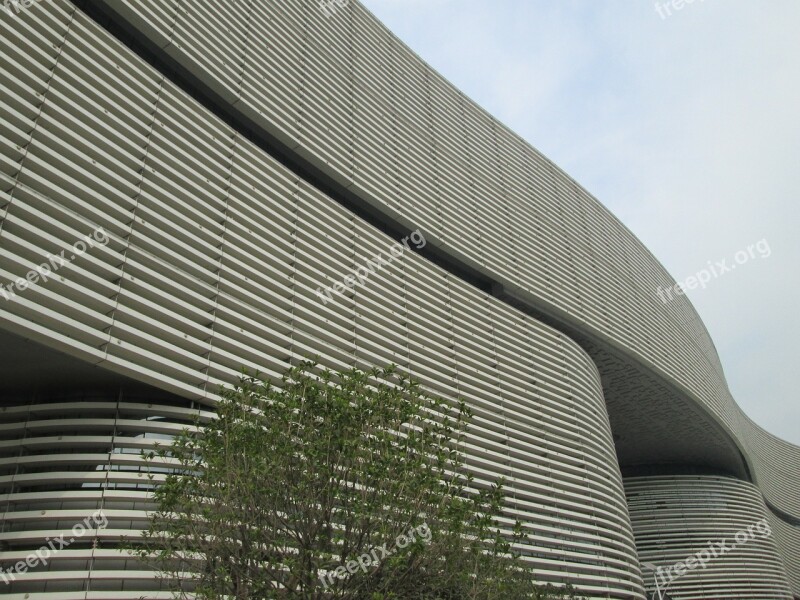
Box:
0 1 796 598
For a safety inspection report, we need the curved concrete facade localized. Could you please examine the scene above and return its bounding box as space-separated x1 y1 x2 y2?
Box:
0 387 208 598
0 1 796 598
626 475 793 599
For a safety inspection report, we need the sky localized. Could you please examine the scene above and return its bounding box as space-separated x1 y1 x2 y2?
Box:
359 0 800 445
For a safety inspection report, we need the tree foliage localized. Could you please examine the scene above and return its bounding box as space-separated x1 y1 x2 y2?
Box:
135 361 585 599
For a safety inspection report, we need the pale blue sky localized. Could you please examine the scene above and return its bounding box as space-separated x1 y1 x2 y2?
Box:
360 0 800 444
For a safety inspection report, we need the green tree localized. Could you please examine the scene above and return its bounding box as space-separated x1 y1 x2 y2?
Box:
134 361 584 599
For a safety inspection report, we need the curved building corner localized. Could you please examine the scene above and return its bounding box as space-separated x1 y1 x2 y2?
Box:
0 1 797 598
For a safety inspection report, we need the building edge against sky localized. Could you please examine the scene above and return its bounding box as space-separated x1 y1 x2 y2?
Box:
0 1 796 598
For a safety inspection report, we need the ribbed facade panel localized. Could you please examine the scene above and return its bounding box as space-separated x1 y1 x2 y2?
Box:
0 3 645 597
770 516 800 595
1 0 798 597
739 414 800 519
78 0 800 539
625 476 793 599
0 390 207 599
73 4 800 593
